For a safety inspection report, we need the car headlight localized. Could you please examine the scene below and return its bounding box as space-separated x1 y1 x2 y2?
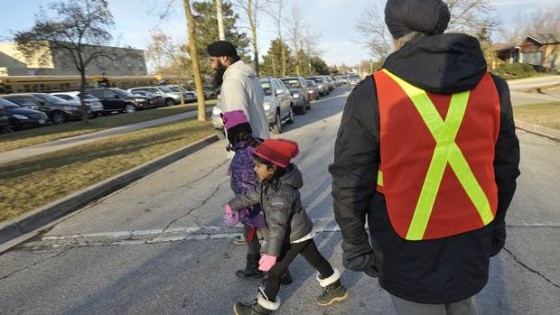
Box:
135 98 145 102
13 114 30 120
263 101 271 111
292 93 300 98
63 106 81 111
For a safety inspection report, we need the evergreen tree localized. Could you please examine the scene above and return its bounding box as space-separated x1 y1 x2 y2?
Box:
190 1 250 75
261 39 292 76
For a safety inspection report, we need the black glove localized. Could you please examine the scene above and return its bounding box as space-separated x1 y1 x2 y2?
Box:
490 227 506 257
343 251 379 278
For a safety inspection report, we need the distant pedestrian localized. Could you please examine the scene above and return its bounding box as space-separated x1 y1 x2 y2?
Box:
226 139 347 314
207 40 269 140
329 0 520 314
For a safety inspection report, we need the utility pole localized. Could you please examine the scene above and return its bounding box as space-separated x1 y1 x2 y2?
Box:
216 0 225 40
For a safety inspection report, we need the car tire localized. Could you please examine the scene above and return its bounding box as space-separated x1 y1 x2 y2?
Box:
51 111 68 124
298 103 306 115
272 111 282 134
124 104 136 113
287 108 294 124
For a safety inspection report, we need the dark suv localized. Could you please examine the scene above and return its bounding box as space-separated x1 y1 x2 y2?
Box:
86 88 149 113
1 93 84 124
280 77 311 114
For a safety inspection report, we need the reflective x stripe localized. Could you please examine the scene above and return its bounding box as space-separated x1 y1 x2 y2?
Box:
383 70 494 240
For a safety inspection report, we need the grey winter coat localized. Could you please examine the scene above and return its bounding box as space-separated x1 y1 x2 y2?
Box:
228 164 313 257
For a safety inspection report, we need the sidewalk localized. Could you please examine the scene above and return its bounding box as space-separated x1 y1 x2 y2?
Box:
0 109 209 166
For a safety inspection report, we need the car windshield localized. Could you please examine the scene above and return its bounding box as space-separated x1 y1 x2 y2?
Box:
32 93 67 103
112 89 134 97
0 98 19 108
309 77 323 83
260 81 272 96
281 79 301 88
159 86 174 93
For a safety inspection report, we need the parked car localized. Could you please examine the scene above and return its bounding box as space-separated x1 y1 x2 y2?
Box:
86 88 147 113
0 97 48 130
1 93 85 124
280 76 310 114
260 77 293 134
211 77 294 136
49 91 104 117
203 86 218 99
0 104 11 133
347 73 361 86
129 90 165 107
166 85 197 103
307 76 329 96
127 86 180 106
306 80 320 101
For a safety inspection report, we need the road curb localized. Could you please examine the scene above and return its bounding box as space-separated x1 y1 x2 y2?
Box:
0 134 219 251
515 119 560 143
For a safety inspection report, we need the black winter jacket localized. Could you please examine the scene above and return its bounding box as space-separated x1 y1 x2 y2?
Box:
229 164 314 257
329 33 520 304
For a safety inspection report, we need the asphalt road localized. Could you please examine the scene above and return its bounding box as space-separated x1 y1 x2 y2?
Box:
1 86 559 314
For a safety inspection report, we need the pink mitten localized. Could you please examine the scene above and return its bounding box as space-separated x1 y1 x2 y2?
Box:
223 210 238 228
225 204 232 215
258 254 277 271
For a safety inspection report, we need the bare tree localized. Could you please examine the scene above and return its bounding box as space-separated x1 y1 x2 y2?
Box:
357 0 493 62
265 0 289 76
286 3 305 75
355 2 393 62
234 0 268 75
498 4 560 42
184 0 206 121
14 0 115 123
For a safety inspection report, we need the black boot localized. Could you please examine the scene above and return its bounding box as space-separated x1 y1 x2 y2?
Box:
316 268 347 306
233 291 280 315
236 254 264 279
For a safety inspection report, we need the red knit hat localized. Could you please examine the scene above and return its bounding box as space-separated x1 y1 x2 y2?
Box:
254 138 299 168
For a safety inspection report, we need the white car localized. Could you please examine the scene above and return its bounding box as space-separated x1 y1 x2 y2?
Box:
50 91 104 116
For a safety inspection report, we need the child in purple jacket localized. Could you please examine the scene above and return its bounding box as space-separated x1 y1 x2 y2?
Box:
223 110 293 284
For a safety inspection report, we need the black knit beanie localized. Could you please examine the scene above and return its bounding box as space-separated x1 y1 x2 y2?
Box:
385 0 450 39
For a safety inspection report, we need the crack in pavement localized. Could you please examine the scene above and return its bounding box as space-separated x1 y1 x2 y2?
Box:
0 248 71 281
158 181 226 238
502 247 560 290
179 159 229 190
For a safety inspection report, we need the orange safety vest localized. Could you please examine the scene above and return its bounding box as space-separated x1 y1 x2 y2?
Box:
374 69 500 240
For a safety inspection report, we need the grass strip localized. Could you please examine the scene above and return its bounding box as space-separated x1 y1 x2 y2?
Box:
0 101 217 153
514 103 560 130
0 118 214 222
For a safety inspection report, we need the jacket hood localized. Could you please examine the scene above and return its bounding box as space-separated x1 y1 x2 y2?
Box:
278 164 303 189
224 60 258 80
383 33 487 94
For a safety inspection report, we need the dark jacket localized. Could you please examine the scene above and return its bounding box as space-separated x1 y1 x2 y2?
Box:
329 33 520 304
228 164 314 257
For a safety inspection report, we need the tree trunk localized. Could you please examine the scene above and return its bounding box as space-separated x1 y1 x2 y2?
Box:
79 69 89 124
184 0 206 121
248 0 259 76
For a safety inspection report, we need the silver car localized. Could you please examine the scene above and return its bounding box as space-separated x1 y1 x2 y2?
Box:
127 86 180 106
50 91 104 116
211 77 294 137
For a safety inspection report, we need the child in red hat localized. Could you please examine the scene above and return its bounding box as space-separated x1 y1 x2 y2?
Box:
226 138 347 314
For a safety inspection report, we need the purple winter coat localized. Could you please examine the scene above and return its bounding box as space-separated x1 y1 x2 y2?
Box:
228 141 265 227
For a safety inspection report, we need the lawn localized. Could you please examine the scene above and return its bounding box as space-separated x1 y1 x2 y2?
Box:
0 118 215 222
514 102 560 130
0 100 217 153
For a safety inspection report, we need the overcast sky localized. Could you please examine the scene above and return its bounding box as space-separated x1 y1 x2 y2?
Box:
1 0 558 71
